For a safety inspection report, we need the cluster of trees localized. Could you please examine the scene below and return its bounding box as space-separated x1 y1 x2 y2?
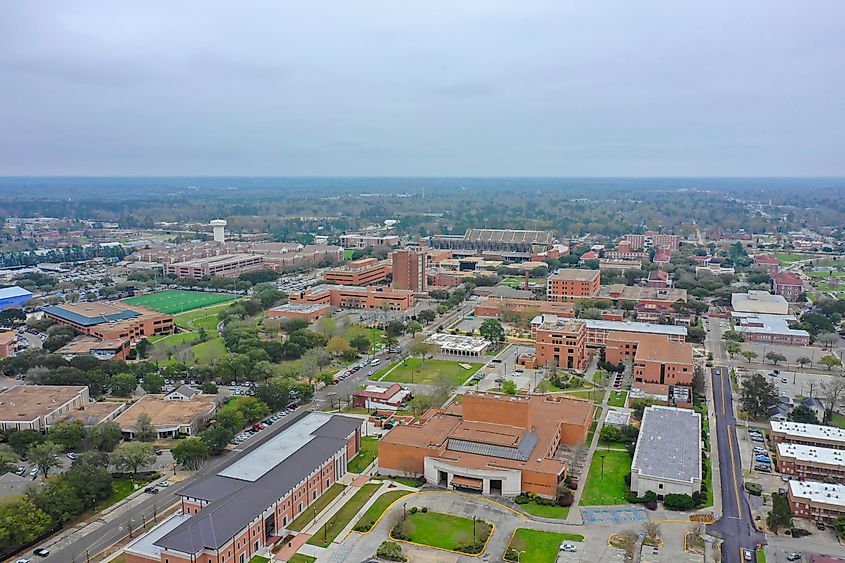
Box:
428 287 467 315
0 243 127 268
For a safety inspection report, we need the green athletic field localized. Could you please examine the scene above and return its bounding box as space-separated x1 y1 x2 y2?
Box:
123 290 237 314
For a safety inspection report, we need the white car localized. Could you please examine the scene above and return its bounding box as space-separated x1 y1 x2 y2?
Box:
560 543 577 552
29 467 39 477
158 480 172 487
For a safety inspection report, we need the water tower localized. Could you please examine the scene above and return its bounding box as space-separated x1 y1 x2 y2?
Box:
210 219 227 243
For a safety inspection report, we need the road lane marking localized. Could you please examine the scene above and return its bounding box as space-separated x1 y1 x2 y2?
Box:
727 423 743 518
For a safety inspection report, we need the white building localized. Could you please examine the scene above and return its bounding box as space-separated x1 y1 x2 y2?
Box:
731 290 789 315
425 333 491 357
630 406 702 497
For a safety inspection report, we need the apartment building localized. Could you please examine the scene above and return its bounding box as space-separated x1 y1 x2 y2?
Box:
391 249 427 291
378 392 594 499
770 421 845 450
777 443 845 483
322 258 391 286
123 412 362 563
340 233 400 249
772 272 804 302
623 231 680 251
43 301 174 342
290 284 414 311
164 253 265 279
547 269 601 302
605 332 694 386
533 318 588 370
788 481 845 524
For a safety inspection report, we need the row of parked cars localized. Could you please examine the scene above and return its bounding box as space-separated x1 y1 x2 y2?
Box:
749 429 773 473
230 406 298 445
333 358 381 384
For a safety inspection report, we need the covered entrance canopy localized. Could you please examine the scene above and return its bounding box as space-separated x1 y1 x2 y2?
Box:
451 475 483 491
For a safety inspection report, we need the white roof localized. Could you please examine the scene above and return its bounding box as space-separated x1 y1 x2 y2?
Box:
632 406 701 483
0 286 32 299
731 291 789 314
789 480 845 507
777 443 845 466
771 421 845 445
426 332 490 353
583 319 688 337
125 513 192 559
732 312 809 338
219 411 332 482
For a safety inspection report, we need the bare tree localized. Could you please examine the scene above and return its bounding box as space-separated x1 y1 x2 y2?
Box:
642 521 661 545
615 531 639 561
820 377 845 422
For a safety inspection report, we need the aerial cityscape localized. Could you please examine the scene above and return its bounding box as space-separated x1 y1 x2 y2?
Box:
1 2 845 563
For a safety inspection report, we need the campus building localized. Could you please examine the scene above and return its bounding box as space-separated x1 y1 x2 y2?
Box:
43 301 174 342
132 241 343 272
123 412 362 563
753 255 780 274
0 331 18 357
546 269 601 302
115 391 218 439
340 233 400 249
776 443 845 483
425 333 491 357
731 290 790 315
391 249 427 291
630 406 701 497
474 296 574 319
532 318 588 370
427 229 555 261
0 285 33 310
772 271 804 302
594 284 687 307
531 315 688 345
55 336 132 360
322 258 391 286
770 421 845 450
378 392 594 499
290 284 414 311
352 383 413 410
605 332 695 387
164 253 265 279
0 385 90 432
788 481 845 524
267 303 331 323
731 312 810 346
623 231 680 251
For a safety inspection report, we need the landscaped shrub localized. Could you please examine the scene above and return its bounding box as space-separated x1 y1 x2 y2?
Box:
645 500 658 510
663 493 696 511
420 506 427 513
377 541 406 562
744 482 763 496
557 492 574 507
514 494 529 504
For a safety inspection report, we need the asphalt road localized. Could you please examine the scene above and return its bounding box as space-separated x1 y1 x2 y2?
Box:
707 365 766 563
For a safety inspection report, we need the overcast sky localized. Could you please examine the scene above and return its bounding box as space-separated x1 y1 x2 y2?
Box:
1 1 844 176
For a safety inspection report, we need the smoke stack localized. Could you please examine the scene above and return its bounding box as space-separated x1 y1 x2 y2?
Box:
524 271 529 291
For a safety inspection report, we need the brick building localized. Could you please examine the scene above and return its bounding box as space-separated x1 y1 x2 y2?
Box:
753 254 780 274
322 258 391 286
290 284 414 311
0 385 90 432
391 249 427 291
788 481 845 524
770 421 845 450
473 296 574 319
776 443 845 483
533 318 588 370
0 331 17 357
43 302 174 342
605 332 694 386
123 412 362 563
623 231 680 251
378 392 594 498
772 271 804 302
546 269 601 302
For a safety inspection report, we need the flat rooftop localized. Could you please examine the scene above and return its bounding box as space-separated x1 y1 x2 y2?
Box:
789 480 845 508
777 443 845 467
125 513 192 560
426 332 490 352
62 401 124 426
584 318 688 337
174 253 260 267
270 303 330 313
632 406 701 483
550 268 600 281
43 302 139 326
115 394 216 430
56 336 126 354
0 385 87 422
732 312 809 338
771 421 845 444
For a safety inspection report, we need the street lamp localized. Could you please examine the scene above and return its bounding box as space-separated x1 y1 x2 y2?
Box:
600 453 606 478
472 515 476 542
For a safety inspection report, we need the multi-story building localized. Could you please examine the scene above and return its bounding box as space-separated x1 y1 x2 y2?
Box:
378 392 594 498
594 284 687 307
731 312 810 346
772 271 804 302
391 249 427 291
753 255 780 274
0 331 18 357
474 296 574 319
533 318 588 370
43 301 174 342
630 406 701 497
0 386 90 432
427 229 555 261
777 443 845 483
133 241 343 272
647 270 670 289
123 412 362 563
623 231 680 251
605 332 694 386
770 421 845 450
340 233 400 249
531 316 688 345
290 284 414 311
547 269 601 302
267 303 331 323
164 253 265 279
731 291 789 315
322 258 391 286
788 480 845 524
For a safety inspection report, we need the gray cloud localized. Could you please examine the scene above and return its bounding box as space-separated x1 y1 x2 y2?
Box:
0 0 843 176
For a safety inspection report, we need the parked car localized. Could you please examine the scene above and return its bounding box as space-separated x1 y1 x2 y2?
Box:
67 452 76 460
33 548 50 558
786 552 802 561
743 549 752 561
755 455 772 463
158 480 172 488
816 522 826 531
781 378 788 383
559 543 577 553
144 487 159 494
755 465 772 473
29 467 39 477
15 466 25 475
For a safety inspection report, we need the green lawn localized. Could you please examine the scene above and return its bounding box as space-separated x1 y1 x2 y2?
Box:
249 557 270 563
347 436 378 473
505 529 584 563
806 270 845 278
756 547 766 563
287 483 347 532
124 290 237 314
148 332 198 346
774 252 807 264
190 337 227 362
394 510 491 554
354 489 413 532
375 358 482 386
592 370 609 383
344 249 356 260
607 390 628 408
519 500 570 519
102 476 156 508
580 450 633 506
172 301 233 330
830 411 845 429
307 483 381 547
287 556 316 563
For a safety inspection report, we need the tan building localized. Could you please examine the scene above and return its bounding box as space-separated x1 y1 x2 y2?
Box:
323 258 391 286
164 253 265 279
605 332 694 387
115 392 218 439
340 233 400 249
533 318 588 371
43 301 174 342
56 336 131 360
0 385 90 432
267 303 331 323
546 269 601 302
391 249 427 291
378 392 594 498
0 331 17 357
595 284 687 307
474 297 574 319
290 284 414 311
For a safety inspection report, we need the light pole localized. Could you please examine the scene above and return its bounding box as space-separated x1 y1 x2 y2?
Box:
473 515 476 542
600 453 606 478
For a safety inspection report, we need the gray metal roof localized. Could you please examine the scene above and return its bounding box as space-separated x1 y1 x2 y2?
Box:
631 406 701 483
155 413 361 554
42 304 138 326
447 431 538 462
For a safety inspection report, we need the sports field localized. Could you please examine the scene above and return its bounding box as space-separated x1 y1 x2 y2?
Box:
124 290 237 314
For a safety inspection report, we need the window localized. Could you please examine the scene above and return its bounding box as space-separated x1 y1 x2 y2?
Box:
658 484 663 489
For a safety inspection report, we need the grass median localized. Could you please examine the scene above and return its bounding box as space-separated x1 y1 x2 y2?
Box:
306 483 381 547
354 489 414 532
287 483 346 532
505 528 584 563
580 449 632 505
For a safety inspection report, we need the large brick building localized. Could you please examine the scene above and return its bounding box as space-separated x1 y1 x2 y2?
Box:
788 480 845 524
378 392 594 498
623 231 680 251
777 443 845 483
474 296 574 319
43 301 174 342
290 284 414 311
322 258 391 286
605 332 694 386
533 318 589 370
123 412 362 563
391 249 427 291
546 269 601 302
772 271 804 302
770 421 845 450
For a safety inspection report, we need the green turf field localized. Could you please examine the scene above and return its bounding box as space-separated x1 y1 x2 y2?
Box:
124 290 237 314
